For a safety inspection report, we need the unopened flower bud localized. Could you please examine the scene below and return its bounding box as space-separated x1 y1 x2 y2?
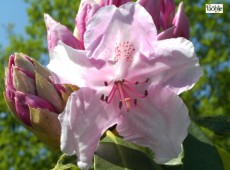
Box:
157 1 190 40
44 14 83 52
160 0 175 29
172 2 189 39
137 0 161 30
4 53 78 149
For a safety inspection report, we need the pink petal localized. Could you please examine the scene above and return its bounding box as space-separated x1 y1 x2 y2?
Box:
44 14 83 51
116 85 190 164
137 0 161 31
6 55 15 89
58 88 120 169
154 38 202 94
47 41 93 87
15 91 55 126
5 56 16 109
127 38 202 95
5 86 15 105
5 56 16 103
172 2 189 39
84 3 157 62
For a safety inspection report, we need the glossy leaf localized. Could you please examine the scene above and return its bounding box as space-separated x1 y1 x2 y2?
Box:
183 134 224 170
94 131 161 170
182 122 230 170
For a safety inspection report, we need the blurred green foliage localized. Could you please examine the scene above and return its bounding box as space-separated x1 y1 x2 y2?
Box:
180 0 230 153
0 0 229 169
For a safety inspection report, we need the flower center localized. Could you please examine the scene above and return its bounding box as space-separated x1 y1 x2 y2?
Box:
100 78 149 112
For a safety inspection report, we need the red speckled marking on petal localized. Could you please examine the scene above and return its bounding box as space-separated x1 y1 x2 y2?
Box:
114 41 135 63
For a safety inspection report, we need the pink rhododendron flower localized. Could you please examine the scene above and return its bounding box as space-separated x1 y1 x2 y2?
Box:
48 3 202 170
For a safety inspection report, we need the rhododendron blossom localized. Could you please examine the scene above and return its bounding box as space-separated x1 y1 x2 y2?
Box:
47 3 202 170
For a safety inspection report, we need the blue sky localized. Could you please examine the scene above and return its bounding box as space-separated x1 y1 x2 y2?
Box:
0 1 28 48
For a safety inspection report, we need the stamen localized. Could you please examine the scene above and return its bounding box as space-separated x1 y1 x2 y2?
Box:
100 94 105 101
134 98 137 106
104 81 108 86
105 96 109 102
101 78 149 111
106 85 117 103
119 101 122 109
124 78 150 85
117 82 127 107
145 90 148 96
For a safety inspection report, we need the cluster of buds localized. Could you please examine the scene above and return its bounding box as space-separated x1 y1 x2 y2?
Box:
4 53 77 149
157 0 189 40
44 0 190 53
74 0 189 44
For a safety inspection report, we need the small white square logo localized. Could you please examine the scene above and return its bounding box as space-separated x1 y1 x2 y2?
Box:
206 4 223 13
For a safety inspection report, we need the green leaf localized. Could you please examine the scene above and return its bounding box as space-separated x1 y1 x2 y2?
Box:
52 154 80 170
216 146 230 170
94 131 161 170
194 116 230 135
182 122 230 170
183 134 224 170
